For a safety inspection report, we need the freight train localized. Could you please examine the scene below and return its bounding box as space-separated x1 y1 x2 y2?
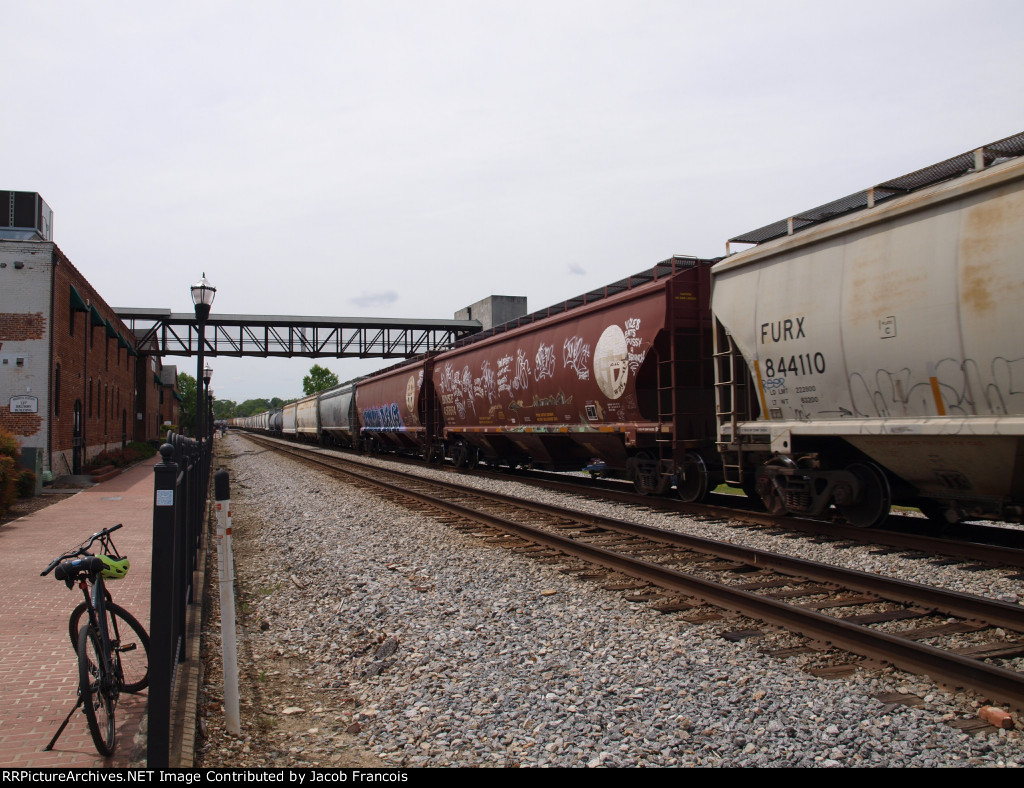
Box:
232 131 1024 529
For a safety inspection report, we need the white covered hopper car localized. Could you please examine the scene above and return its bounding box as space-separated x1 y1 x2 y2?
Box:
713 132 1024 527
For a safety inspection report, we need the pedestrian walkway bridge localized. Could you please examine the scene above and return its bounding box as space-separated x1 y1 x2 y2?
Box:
115 309 481 358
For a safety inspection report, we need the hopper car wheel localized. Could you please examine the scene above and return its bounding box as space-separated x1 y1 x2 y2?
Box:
918 499 963 528
632 451 667 495
836 462 891 528
755 457 796 516
676 452 710 503
452 441 476 469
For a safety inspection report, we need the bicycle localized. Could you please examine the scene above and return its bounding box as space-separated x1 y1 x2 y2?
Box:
41 523 150 756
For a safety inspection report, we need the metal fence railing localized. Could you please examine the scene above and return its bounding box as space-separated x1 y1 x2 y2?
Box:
148 432 212 768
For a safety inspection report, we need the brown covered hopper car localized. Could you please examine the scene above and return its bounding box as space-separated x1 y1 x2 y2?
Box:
434 255 720 499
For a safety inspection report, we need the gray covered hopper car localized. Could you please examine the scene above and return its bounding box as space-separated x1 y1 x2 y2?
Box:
318 379 362 448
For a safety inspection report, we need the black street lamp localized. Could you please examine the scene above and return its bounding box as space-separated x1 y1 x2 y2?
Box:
191 273 216 443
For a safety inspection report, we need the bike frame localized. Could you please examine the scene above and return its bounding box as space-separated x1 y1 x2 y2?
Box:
81 573 118 692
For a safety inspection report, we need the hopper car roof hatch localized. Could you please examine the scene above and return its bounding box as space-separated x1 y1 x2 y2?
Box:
728 130 1024 249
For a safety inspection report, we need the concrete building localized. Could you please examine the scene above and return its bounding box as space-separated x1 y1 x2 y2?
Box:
454 295 527 331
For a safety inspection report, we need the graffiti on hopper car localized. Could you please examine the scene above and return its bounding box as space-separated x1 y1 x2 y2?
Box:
534 343 556 382
563 336 591 380
624 318 647 374
363 402 404 431
513 348 531 392
594 318 648 401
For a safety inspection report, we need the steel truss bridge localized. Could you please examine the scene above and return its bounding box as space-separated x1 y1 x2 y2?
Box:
114 309 482 359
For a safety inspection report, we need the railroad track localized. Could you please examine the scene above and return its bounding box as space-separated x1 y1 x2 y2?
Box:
243 432 1024 570
241 433 1024 715
507 469 1024 570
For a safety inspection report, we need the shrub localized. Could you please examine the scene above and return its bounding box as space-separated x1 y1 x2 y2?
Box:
0 428 20 516
0 429 17 460
127 441 157 460
92 449 126 468
92 442 158 470
16 469 36 498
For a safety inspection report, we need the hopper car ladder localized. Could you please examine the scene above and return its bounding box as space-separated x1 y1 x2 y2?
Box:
713 321 755 487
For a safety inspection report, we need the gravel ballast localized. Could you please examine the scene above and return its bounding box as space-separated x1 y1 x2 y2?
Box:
199 433 1024 767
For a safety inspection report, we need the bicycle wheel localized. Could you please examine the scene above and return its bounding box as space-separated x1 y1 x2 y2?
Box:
77 625 116 757
66 589 112 651
69 602 149 693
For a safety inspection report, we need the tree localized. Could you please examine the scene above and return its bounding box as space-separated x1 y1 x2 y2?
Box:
302 364 339 396
237 398 271 417
212 399 237 420
177 372 197 435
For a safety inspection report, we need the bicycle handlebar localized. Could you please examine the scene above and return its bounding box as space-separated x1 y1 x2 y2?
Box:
41 524 124 577
53 556 106 581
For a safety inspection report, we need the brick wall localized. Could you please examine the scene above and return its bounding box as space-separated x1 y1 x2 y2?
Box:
0 312 46 341
136 357 163 443
51 246 140 468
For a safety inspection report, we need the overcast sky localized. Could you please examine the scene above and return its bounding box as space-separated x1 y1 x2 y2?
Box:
4 1 1022 403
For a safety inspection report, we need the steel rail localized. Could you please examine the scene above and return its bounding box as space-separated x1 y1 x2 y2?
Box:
467 466 1024 569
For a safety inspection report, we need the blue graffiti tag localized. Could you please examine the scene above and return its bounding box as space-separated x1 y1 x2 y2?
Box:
363 402 405 431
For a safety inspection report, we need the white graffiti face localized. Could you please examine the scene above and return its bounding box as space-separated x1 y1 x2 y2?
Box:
594 324 629 400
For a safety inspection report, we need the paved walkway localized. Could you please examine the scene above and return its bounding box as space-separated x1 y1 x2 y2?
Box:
0 459 157 768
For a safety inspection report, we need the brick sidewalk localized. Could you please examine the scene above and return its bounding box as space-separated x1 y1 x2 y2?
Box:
0 460 157 767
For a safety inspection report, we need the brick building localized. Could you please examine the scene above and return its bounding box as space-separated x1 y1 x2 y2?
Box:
1 191 179 477
136 360 182 443
158 364 181 431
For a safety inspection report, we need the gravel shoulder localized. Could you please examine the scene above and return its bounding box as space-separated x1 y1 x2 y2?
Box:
197 433 1024 767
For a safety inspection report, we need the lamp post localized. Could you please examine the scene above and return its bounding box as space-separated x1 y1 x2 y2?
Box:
204 365 213 441
208 389 215 441
191 274 216 444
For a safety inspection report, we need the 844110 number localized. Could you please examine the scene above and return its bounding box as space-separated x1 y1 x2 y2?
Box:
764 352 826 378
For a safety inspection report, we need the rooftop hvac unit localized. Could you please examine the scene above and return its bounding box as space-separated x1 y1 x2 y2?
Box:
0 191 53 241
